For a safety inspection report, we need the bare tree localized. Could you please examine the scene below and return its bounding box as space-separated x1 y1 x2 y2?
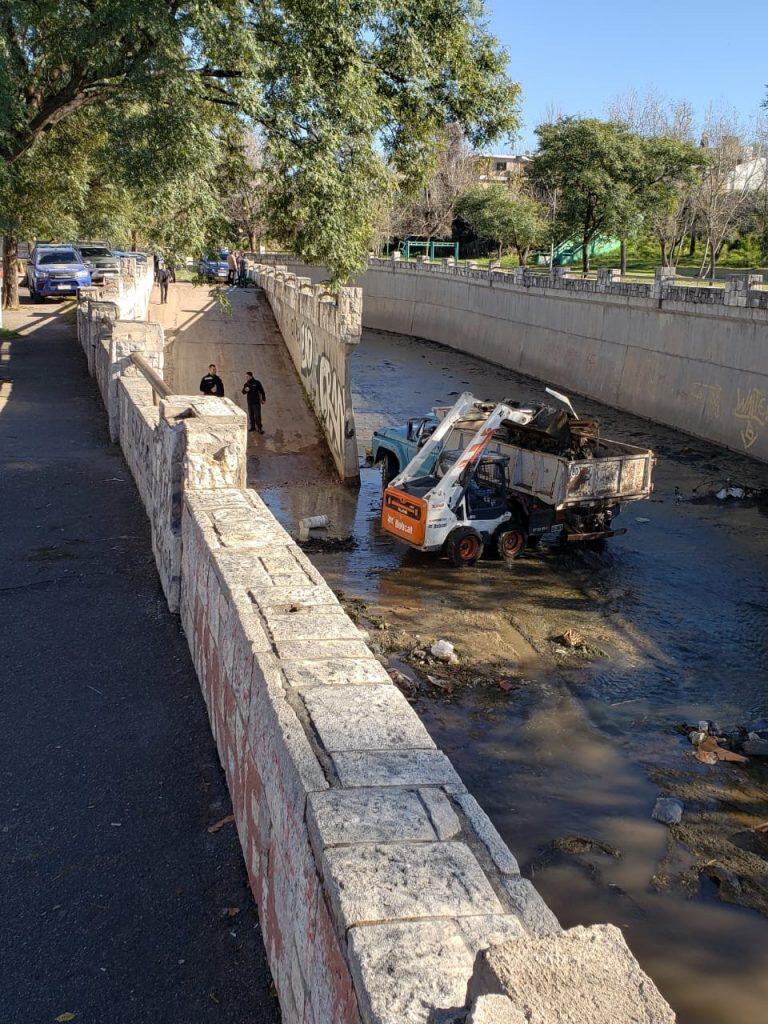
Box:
225 134 269 251
607 88 695 142
606 89 699 270
694 107 767 279
393 124 477 240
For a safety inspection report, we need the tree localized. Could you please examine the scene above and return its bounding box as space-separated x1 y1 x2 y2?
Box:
393 124 476 241
2 1 520 295
530 117 703 274
456 185 545 264
530 119 648 273
223 134 270 251
694 108 767 279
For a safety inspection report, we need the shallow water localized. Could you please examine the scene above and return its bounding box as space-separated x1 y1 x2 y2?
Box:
259 327 768 1024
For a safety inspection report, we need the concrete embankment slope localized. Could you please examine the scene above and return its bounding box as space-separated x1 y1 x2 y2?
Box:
264 255 768 464
73 268 674 1024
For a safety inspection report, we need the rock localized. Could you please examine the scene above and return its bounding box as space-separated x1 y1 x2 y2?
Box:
431 639 458 663
467 924 675 1023
689 730 706 746
652 797 683 826
743 736 768 757
467 993 525 1023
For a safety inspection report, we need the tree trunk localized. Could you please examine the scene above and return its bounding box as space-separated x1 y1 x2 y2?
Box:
688 228 696 257
697 238 710 279
2 234 20 310
498 242 503 260
660 240 668 267
248 230 255 251
517 246 529 266
131 229 138 252
620 239 627 275
582 233 589 274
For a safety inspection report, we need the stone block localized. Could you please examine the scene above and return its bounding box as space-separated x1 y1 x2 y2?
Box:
307 895 363 1024
453 792 520 875
468 924 675 1024
331 750 463 789
347 919 475 1024
275 638 374 662
498 877 561 937
323 842 502 929
419 787 461 839
265 608 361 642
283 658 392 689
308 787 437 851
467 994 525 1024
248 584 338 609
303 684 434 752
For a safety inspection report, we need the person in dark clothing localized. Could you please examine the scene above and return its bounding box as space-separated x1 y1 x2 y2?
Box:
242 371 266 432
237 254 248 288
158 266 171 303
200 364 224 397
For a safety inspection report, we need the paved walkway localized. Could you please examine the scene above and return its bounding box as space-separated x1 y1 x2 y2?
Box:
1 298 279 1023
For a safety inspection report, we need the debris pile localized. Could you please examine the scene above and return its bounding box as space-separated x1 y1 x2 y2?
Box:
677 717 768 764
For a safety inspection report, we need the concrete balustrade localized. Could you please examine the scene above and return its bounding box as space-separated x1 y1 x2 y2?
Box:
74 269 675 1023
258 253 768 463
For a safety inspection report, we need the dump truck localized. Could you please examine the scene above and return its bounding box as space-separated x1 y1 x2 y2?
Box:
375 390 655 565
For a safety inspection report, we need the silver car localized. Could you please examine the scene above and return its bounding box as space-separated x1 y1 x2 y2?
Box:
73 241 120 283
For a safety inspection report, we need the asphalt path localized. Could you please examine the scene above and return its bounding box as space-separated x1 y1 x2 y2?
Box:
0 295 279 1023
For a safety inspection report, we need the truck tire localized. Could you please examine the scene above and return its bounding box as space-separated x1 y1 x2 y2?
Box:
446 527 484 567
496 525 527 563
376 451 399 485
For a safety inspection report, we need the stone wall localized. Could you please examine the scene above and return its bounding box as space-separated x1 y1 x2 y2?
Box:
260 254 768 464
252 263 361 481
75 274 674 1023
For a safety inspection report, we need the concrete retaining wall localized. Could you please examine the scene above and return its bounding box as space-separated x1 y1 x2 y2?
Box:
75 280 674 1023
261 254 768 463
252 262 361 481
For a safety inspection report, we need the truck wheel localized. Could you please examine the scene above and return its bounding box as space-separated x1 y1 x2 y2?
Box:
377 451 399 485
446 527 484 567
496 526 527 562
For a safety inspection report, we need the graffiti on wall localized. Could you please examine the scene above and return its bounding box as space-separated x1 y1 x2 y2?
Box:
733 387 768 451
298 321 347 462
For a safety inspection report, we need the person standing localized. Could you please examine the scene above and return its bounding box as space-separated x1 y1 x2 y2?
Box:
237 252 248 288
227 250 237 285
200 363 224 397
241 371 266 432
158 265 171 304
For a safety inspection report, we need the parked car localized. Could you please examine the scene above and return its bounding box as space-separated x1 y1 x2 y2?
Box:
113 250 149 265
198 250 230 280
72 241 120 283
26 247 92 301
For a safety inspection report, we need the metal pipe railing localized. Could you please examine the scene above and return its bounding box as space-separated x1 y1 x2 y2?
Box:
130 352 171 405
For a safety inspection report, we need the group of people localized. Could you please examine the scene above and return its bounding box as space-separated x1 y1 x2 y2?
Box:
227 251 251 288
199 364 267 433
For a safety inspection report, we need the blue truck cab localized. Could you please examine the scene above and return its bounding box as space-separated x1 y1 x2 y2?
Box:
371 414 440 482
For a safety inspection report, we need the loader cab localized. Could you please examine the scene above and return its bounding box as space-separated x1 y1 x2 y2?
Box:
439 451 509 520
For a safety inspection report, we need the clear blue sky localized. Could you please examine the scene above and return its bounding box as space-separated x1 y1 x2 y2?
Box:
484 0 768 151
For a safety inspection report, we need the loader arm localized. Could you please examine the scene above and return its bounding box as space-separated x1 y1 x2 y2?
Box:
389 393 479 489
423 403 529 511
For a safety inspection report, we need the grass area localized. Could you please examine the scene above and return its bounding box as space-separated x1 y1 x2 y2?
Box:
173 265 201 283
0 327 20 338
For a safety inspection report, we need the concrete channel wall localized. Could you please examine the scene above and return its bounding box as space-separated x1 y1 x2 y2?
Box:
252 262 361 481
261 253 768 464
75 276 674 1023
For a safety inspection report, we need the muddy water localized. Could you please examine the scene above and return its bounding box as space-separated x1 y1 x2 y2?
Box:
259 328 768 1024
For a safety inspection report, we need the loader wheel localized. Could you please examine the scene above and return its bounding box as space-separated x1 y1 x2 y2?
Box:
446 527 483 567
496 526 527 563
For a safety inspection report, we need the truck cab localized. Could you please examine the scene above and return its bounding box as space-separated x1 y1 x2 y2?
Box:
371 414 438 481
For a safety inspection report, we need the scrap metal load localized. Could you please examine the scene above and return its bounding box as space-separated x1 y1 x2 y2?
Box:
378 391 655 566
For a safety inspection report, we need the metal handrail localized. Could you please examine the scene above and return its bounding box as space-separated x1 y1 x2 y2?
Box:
130 352 171 404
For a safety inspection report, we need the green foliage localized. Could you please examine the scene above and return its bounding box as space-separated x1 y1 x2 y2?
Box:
1 0 520 282
456 185 545 263
530 118 703 270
